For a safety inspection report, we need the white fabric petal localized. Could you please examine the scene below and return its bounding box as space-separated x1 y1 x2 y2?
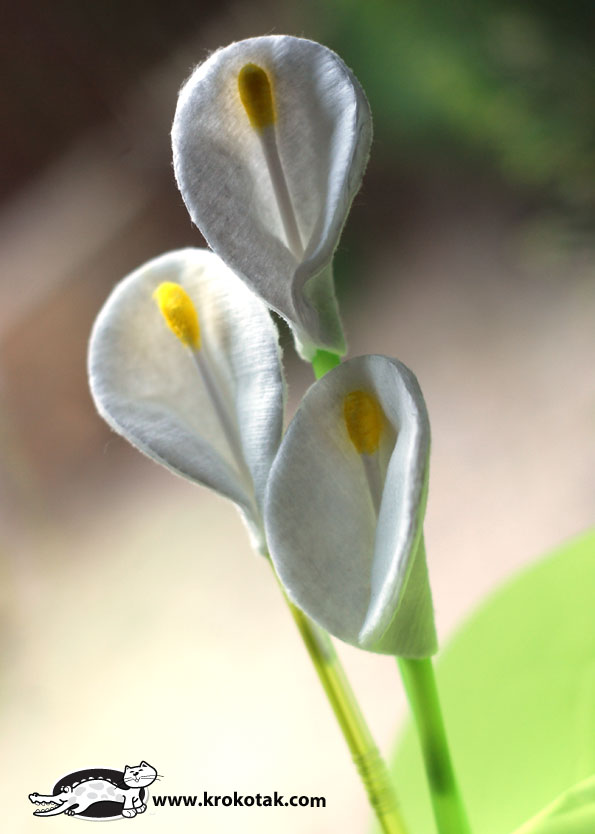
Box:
88 248 284 551
265 355 436 656
172 35 372 359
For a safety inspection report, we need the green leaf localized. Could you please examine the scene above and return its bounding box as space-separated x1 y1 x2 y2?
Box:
390 529 595 834
512 774 595 834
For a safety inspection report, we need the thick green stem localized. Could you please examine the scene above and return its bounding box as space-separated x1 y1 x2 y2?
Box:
311 349 341 379
281 584 409 834
397 657 471 834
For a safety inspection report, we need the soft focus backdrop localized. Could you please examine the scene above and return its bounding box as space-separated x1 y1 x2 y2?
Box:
2 2 594 832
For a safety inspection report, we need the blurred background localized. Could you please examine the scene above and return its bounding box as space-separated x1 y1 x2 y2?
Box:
2 1 594 832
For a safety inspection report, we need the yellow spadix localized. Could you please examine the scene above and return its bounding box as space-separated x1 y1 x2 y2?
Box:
238 63 276 130
343 390 384 455
153 282 201 349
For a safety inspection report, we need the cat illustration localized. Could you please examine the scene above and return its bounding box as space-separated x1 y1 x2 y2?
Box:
29 761 158 819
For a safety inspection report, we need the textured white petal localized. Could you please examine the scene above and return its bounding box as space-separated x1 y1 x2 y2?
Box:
88 248 284 550
172 35 372 359
265 355 436 656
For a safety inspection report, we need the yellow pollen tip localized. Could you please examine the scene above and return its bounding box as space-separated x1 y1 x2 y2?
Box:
343 390 384 455
238 63 275 130
153 282 201 349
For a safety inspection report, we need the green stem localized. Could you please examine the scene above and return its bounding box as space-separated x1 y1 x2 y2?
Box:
279 580 409 834
397 657 471 834
311 349 341 379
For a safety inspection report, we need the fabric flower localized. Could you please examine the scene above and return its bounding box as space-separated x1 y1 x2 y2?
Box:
172 35 372 360
264 355 437 657
88 248 284 552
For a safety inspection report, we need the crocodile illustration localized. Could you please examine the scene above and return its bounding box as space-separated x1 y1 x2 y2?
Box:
29 761 158 820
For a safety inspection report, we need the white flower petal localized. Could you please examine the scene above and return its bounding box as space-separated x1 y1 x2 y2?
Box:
172 35 372 359
88 248 284 550
265 355 436 656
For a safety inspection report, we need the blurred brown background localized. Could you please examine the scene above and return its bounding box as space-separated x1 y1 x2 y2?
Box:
2 2 594 832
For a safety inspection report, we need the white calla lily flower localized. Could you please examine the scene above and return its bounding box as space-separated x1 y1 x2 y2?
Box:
265 355 437 656
172 35 372 360
88 248 284 552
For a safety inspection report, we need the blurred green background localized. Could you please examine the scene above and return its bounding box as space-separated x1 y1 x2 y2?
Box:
1 2 594 833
